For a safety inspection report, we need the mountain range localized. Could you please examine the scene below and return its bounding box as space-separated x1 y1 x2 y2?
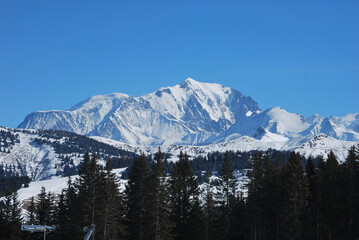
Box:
1 78 358 181
18 78 359 148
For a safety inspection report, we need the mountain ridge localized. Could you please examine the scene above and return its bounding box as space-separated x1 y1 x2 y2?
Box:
19 78 261 145
18 78 359 151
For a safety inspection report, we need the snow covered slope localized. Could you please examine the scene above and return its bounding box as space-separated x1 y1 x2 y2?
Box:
0 127 137 181
17 168 128 204
0 127 61 180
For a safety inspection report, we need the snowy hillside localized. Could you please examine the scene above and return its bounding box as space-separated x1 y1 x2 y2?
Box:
0 127 137 181
17 168 128 204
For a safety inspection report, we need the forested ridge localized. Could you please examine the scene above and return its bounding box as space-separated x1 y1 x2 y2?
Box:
0 127 139 183
1 146 358 240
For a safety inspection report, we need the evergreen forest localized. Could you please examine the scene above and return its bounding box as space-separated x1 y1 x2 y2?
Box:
1 146 359 240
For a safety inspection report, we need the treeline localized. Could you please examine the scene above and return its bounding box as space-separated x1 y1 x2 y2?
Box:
121 149 306 182
0 164 30 197
33 129 137 158
1 146 359 240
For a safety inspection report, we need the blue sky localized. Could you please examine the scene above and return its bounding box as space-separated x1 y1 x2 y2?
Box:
1 1 358 128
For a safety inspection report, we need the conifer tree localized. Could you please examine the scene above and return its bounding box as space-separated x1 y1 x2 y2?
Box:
281 151 308 240
187 195 204 240
247 151 265 240
203 173 215 240
55 190 67 231
36 186 54 225
89 152 101 239
318 151 342 240
215 153 237 240
26 196 37 225
151 148 173 240
76 151 92 226
170 151 203 240
55 177 85 239
342 145 359 238
126 154 153 240
11 191 23 240
261 151 281 240
1 191 23 240
303 156 320 240
231 192 248 240
102 158 127 240
76 151 105 239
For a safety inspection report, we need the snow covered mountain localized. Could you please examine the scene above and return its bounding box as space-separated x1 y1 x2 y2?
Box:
17 78 359 161
18 78 260 146
216 107 359 143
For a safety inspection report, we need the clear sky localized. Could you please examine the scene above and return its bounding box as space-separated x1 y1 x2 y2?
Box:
1 1 358 128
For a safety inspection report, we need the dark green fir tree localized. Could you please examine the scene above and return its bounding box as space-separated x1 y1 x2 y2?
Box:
125 154 153 240
215 153 237 240
170 151 204 240
151 147 173 240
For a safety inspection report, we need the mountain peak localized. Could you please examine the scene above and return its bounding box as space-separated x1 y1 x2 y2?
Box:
179 78 228 95
180 77 202 89
184 77 197 83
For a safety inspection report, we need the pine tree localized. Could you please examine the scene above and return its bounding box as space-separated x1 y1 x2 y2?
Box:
232 192 248 240
303 156 320 240
260 152 285 240
126 154 153 240
203 173 215 240
261 151 281 240
89 152 101 240
76 150 92 227
0 191 23 240
36 186 54 225
341 146 359 238
10 192 23 240
55 177 83 239
170 151 203 240
187 195 204 240
151 147 173 240
281 151 308 240
55 190 67 230
102 158 127 240
247 151 265 240
215 153 237 240
26 196 37 225
318 151 342 240
76 151 105 240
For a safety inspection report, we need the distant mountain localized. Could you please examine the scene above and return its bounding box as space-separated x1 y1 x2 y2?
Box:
19 78 260 145
18 78 359 161
216 107 359 142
